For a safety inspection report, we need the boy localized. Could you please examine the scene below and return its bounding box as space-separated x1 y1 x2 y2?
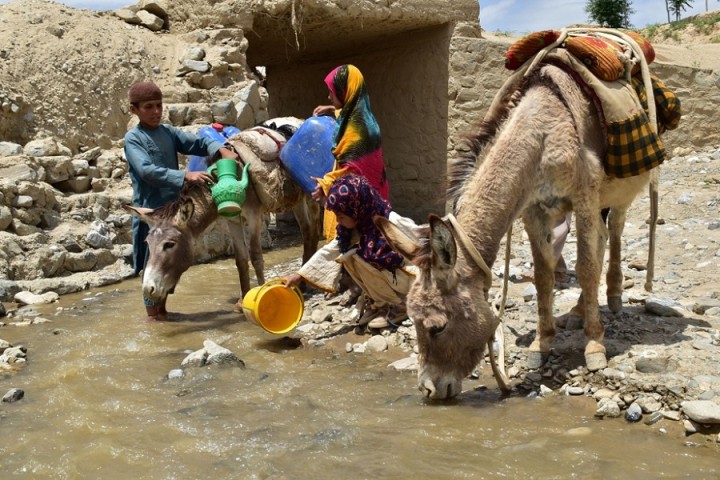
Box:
124 81 238 320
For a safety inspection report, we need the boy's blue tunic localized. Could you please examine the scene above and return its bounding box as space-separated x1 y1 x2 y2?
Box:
124 123 224 275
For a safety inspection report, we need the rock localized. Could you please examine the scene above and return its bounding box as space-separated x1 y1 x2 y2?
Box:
0 345 27 364
114 8 141 24
136 10 164 31
645 297 685 317
0 141 23 156
625 402 643 422
389 356 418 371
14 291 59 305
167 369 184 379
180 349 207 368
635 356 671 373
636 396 663 413
522 283 536 302
203 340 244 367
2 388 24 403
692 298 720 315
366 335 388 352
644 411 664 425
595 397 621 418
681 400 720 424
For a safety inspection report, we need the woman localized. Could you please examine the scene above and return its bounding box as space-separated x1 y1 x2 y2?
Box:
313 64 389 241
284 175 414 330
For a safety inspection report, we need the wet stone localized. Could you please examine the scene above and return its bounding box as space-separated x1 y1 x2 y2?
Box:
2 388 24 403
366 335 388 353
625 402 643 422
644 411 664 425
595 397 621 418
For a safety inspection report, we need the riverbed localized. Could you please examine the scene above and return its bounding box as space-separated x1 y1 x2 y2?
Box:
1 249 718 479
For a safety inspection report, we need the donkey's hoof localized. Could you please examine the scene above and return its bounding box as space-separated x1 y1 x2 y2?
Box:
526 350 549 369
585 351 607 371
608 296 623 313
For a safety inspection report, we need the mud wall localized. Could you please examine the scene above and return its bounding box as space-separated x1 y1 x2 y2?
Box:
267 25 453 221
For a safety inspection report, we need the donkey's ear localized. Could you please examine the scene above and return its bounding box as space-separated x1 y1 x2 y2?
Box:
374 215 422 263
175 200 194 228
124 205 157 225
429 215 457 290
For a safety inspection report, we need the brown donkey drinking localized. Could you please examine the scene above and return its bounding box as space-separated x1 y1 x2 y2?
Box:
127 117 322 312
375 64 654 400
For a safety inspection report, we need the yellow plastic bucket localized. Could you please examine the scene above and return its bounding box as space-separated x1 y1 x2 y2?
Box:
241 278 304 335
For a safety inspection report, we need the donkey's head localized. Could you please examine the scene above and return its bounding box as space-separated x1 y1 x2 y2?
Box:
127 200 197 303
376 214 498 400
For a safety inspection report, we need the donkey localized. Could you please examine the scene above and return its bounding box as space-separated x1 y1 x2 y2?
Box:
375 63 652 400
128 118 322 312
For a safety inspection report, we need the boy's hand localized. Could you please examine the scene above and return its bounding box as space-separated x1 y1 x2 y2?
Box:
218 147 238 160
185 171 214 184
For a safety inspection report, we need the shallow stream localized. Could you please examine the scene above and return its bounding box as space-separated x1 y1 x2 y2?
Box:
1 246 717 479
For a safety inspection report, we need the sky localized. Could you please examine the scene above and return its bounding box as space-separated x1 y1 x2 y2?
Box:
0 0 717 33
481 0 718 33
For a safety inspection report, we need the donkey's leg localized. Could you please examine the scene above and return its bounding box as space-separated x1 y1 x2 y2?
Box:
574 205 607 371
522 207 557 369
245 206 266 291
605 207 626 313
226 215 251 303
292 196 321 264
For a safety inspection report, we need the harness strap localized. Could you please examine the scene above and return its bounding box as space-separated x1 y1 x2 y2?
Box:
445 214 493 282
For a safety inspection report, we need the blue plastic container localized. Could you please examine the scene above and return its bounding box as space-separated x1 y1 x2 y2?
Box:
188 124 241 172
279 116 336 193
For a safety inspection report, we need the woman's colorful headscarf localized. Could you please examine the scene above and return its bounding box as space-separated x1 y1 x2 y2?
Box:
326 174 403 272
324 64 389 200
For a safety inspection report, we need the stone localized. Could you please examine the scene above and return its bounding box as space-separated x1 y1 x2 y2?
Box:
137 10 164 31
595 397 621 418
2 388 24 403
203 340 244 367
681 400 720 424
114 8 141 24
366 335 388 352
13 291 59 305
625 402 643 422
0 141 22 156
645 297 685 317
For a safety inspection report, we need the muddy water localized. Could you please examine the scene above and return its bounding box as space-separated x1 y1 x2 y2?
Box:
1 246 717 479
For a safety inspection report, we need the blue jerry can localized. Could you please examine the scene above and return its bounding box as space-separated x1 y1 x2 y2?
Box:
279 115 336 193
188 124 241 172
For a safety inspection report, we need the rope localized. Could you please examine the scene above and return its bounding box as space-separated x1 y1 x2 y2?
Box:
446 214 509 382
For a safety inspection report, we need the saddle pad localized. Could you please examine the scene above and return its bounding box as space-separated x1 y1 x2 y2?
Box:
545 49 675 178
565 36 625 81
505 30 560 70
506 29 656 82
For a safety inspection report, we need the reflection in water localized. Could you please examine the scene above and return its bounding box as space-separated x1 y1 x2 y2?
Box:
0 248 717 479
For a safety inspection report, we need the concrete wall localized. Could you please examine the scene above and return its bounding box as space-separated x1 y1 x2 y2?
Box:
267 25 453 221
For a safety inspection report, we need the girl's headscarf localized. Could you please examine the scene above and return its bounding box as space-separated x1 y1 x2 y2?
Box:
326 174 403 272
324 65 389 199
